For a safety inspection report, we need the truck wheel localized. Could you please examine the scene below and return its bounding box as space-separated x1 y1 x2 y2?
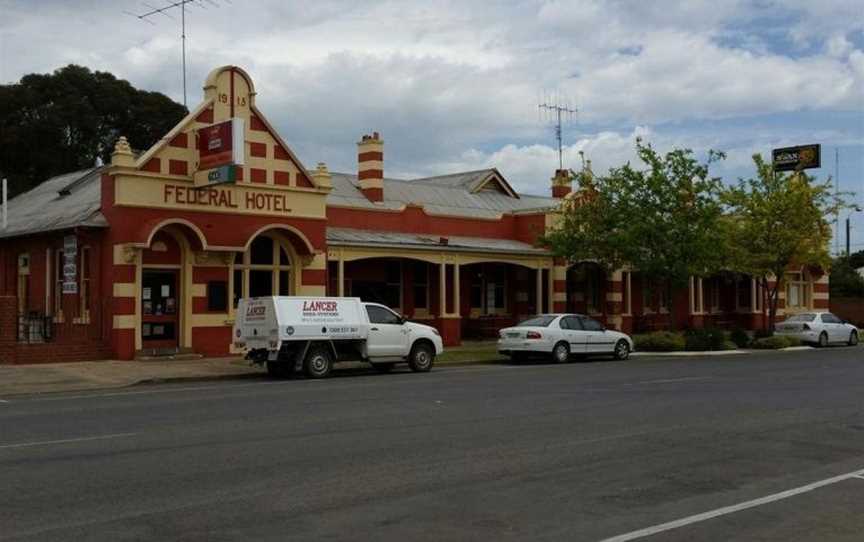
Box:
408 342 434 372
304 345 333 379
266 361 291 378
372 362 395 373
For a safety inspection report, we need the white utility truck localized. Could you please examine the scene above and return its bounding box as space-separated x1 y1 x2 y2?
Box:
233 296 444 378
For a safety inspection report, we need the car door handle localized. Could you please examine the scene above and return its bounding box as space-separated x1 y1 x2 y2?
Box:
370 327 379 331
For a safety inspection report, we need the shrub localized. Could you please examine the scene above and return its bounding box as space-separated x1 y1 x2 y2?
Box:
634 331 686 352
684 327 728 351
751 336 802 349
729 328 751 348
753 329 773 340
721 340 739 351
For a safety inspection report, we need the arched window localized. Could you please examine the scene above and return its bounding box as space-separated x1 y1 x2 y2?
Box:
232 235 292 307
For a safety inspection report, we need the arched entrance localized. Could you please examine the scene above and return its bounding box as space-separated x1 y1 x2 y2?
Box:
140 226 199 352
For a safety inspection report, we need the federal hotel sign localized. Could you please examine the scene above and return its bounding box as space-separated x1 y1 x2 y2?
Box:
112 177 323 218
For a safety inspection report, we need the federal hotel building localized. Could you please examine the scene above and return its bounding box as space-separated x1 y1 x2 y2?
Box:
0 66 828 363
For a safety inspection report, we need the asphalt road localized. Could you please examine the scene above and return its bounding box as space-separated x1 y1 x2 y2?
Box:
1 347 863 541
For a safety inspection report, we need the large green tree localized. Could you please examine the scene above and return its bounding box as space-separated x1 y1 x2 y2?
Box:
0 64 187 196
722 155 845 331
544 140 727 325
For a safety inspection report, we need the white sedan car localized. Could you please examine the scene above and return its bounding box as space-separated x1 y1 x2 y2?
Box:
498 313 635 363
774 312 859 347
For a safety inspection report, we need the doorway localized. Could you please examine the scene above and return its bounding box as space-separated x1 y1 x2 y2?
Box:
142 270 180 349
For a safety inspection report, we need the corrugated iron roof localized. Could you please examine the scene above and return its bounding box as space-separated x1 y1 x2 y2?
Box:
0 167 107 239
326 171 556 218
327 227 550 256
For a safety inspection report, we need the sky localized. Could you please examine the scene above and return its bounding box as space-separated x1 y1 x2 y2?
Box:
1 0 863 252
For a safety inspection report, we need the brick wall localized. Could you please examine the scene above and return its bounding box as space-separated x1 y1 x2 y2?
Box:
830 297 864 327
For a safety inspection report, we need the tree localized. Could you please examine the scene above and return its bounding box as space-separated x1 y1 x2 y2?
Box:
722 155 846 331
543 140 727 326
0 65 187 196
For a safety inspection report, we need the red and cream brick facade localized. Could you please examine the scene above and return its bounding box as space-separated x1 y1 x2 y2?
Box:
0 65 829 363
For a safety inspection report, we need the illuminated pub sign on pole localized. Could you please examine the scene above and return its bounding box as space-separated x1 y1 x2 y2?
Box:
772 144 821 172
194 117 245 187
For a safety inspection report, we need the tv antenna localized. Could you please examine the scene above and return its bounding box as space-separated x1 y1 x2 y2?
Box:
125 0 226 107
538 96 577 170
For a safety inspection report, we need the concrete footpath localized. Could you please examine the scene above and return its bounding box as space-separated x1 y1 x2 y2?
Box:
0 357 260 397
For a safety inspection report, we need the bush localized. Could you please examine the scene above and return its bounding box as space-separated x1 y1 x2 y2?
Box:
729 328 751 348
634 331 686 352
684 327 728 351
721 340 739 351
753 329 773 340
751 336 802 349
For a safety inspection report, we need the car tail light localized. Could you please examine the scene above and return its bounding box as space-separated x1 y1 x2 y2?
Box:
526 331 542 339
802 323 810 330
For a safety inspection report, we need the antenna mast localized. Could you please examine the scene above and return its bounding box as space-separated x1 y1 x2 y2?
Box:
126 0 223 107
538 98 577 170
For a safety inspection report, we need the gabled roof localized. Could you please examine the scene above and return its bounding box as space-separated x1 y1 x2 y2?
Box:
411 168 519 197
326 171 555 219
0 167 107 239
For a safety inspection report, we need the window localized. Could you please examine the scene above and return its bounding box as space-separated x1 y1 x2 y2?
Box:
366 305 401 325
559 316 582 330
231 235 292 309
786 272 810 310
708 279 720 312
516 315 556 327
786 313 815 322
469 264 507 315
207 281 228 312
413 262 429 311
351 260 402 310
821 313 841 324
580 317 604 331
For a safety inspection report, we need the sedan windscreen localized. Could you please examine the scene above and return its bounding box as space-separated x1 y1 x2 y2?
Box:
516 315 557 327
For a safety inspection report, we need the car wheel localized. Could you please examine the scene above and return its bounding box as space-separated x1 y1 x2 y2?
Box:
408 341 434 372
849 331 859 347
371 362 395 373
613 339 630 361
304 345 333 379
552 341 570 363
818 331 829 348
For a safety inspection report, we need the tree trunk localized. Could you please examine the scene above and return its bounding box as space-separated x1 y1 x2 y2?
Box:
766 277 781 334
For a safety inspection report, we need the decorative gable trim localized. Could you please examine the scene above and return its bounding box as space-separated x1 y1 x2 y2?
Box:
471 169 519 198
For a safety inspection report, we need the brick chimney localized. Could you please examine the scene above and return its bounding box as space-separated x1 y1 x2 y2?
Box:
551 168 572 198
357 132 384 202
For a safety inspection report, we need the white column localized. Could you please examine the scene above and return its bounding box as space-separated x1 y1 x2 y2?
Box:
626 271 632 315
439 262 446 316
337 259 345 297
689 277 695 314
750 277 757 313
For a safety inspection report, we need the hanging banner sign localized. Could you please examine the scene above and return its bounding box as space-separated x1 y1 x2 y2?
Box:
772 144 821 172
198 117 245 171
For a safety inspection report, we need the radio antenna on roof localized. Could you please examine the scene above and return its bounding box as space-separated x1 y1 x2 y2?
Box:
538 93 578 171
125 0 224 108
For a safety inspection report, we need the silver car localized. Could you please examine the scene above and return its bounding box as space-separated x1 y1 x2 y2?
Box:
774 312 859 347
498 314 634 362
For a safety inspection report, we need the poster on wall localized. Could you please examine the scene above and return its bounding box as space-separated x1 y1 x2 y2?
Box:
62 234 77 294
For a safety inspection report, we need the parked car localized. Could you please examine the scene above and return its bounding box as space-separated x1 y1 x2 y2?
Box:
234 296 443 378
497 313 634 362
774 312 859 347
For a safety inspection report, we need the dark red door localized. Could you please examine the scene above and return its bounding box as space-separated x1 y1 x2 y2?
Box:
141 270 179 349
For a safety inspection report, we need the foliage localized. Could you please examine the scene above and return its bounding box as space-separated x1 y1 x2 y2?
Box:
848 250 864 270
753 329 773 340
829 256 864 298
684 327 728 351
729 328 751 348
750 336 801 349
0 64 187 196
633 331 686 352
721 154 847 331
544 140 728 324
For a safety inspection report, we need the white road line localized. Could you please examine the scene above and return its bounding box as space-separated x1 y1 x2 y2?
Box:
637 376 713 385
0 432 137 450
0 399 9 403
599 468 864 542
851 474 864 480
